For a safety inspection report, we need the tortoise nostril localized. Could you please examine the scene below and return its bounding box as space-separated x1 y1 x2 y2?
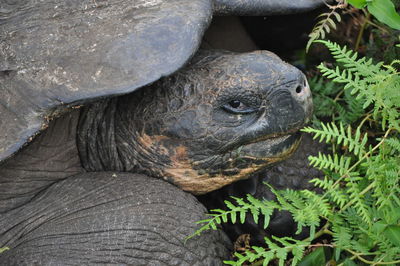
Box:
295 86 302 94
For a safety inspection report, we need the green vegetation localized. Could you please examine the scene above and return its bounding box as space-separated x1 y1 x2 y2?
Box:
348 0 400 30
192 40 400 266
191 2 400 265
0 247 9 254
307 0 400 51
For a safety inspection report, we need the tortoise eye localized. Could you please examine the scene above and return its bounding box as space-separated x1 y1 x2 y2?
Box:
229 100 242 109
222 100 256 114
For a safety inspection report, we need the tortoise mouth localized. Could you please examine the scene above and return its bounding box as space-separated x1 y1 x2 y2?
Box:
238 131 302 160
192 131 303 176
245 126 304 146
163 132 302 195
216 132 302 176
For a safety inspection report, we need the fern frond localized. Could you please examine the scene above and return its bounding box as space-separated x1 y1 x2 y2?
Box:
334 90 365 124
332 222 352 249
317 40 400 131
301 189 333 218
224 236 310 266
389 59 400 67
315 40 386 76
303 122 367 157
306 3 344 51
188 192 283 241
308 152 351 175
310 176 334 189
317 63 374 104
346 183 372 225
309 76 341 95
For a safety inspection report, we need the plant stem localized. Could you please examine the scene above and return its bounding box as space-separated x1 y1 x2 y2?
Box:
306 222 332 241
364 19 389 34
249 223 332 266
339 181 374 213
334 90 344 102
358 112 373 128
344 249 400 265
355 13 370 51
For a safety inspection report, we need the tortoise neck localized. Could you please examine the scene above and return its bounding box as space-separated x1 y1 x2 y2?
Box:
77 98 124 171
77 96 162 176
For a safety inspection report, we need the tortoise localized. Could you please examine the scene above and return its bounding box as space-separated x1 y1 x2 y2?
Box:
0 0 323 264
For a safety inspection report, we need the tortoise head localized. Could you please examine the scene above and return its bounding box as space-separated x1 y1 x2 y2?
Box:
78 51 312 195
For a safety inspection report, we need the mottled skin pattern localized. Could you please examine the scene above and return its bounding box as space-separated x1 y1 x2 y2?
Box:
78 51 312 194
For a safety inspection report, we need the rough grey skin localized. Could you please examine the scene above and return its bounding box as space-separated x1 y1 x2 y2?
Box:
77 51 312 194
0 51 312 264
0 0 213 161
0 0 325 162
0 95 232 265
0 0 324 264
0 172 231 265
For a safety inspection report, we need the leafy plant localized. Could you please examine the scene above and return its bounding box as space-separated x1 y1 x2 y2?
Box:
309 76 364 127
348 0 400 30
306 0 400 51
190 41 400 265
306 0 345 51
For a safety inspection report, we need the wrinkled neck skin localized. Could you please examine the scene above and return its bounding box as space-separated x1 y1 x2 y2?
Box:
78 51 312 195
77 95 172 179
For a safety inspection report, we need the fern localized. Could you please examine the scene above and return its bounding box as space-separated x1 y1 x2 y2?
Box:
316 40 400 131
308 152 351 175
306 1 346 51
224 237 309 266
335 89 364 124
331 221 352 250
188 195 279 241
303 122 368 158
316 40 386 76
304 41 400 264
308 76 341 124
309 76 366 127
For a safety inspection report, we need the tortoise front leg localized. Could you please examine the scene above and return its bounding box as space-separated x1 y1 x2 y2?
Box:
0 172 230 265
